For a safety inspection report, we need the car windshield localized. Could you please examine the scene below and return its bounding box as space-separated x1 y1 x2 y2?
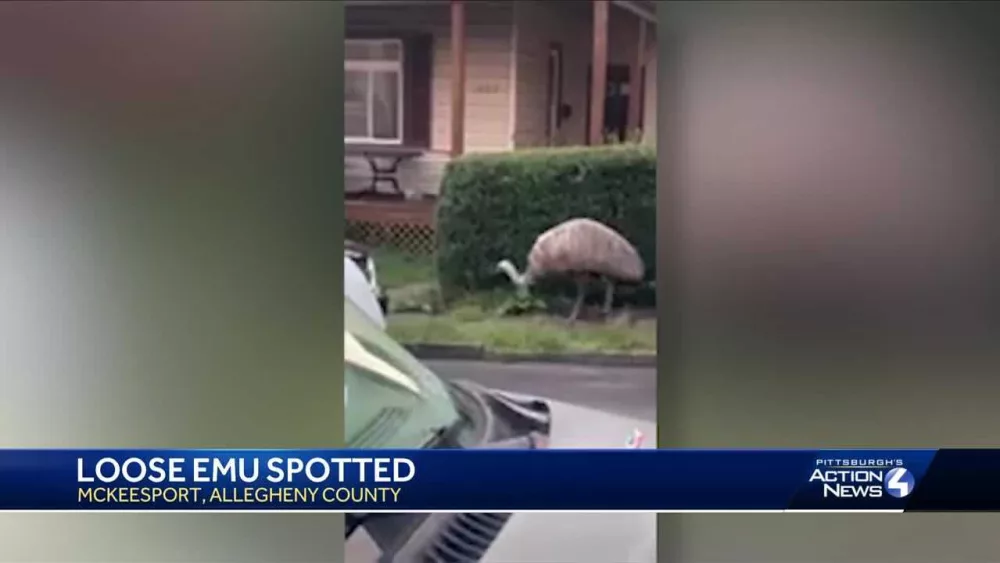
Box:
344 296 460 448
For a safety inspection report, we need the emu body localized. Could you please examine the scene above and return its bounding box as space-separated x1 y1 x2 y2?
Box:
496 218 644 323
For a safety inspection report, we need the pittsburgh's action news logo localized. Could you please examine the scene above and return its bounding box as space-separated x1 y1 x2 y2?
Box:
808 458 916 499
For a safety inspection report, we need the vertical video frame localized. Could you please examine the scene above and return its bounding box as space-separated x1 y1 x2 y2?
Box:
342 1 658 561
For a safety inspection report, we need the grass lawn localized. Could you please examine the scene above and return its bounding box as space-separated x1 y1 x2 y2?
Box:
372 247 657 356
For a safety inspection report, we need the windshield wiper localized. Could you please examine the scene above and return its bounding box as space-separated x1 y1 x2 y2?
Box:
346 383 550 544
423 415 471 450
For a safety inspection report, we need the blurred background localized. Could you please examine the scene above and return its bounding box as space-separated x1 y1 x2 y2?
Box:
0 2 343 561
659 2 1000 561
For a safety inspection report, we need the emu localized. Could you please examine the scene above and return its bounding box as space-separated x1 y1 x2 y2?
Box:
496 217 645 323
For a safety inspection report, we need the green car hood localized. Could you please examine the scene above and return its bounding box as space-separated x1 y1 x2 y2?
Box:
344 298 460 449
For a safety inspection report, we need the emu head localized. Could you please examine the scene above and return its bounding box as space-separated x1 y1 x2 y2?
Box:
495 259 530 298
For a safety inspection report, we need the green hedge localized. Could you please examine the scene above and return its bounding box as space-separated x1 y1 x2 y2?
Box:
435 145 656 305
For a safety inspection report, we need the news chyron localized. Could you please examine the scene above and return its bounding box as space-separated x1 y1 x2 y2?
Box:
75 456 413 508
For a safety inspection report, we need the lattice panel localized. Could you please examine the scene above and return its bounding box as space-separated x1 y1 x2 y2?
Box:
346 220 436 255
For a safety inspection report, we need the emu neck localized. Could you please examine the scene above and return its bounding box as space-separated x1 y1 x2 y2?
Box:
499 261 532 296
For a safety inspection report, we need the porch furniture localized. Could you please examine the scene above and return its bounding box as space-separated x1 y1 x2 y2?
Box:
346 144 425 197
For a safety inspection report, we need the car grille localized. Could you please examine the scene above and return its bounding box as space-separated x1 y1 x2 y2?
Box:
421 512 513 563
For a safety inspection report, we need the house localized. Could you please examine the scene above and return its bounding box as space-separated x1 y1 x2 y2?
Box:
344 0 657 198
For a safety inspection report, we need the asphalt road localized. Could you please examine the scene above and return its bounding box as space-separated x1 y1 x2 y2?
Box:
424 359 657 422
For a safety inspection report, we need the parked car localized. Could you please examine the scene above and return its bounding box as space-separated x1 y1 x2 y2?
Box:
346 256 386 330
345 239 388 315
344 278 657 563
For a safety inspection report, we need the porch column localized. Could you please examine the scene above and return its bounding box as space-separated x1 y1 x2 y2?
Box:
588 0 610 145
627 17 646 135
450 0 467 157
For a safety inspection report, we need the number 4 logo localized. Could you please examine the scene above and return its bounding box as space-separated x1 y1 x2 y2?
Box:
885 468 915 499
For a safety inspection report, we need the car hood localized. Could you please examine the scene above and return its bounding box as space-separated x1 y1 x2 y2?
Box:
480 391 657 563
344 392 658 563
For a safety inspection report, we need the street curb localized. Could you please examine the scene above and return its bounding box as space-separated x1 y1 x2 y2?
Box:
404 343 658 368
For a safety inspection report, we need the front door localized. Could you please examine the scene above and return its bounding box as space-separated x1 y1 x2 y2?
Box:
546 43 565 145
585 64 632 143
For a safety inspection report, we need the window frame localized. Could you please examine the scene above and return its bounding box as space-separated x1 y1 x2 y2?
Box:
344 38 406 145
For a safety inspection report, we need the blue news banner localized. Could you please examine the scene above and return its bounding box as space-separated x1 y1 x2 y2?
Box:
0 449 995 512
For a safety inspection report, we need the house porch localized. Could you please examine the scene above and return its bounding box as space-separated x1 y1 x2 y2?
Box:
344 0 656 255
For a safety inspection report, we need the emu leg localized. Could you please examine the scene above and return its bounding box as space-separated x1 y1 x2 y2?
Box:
602 277 615 317
567 277 586 324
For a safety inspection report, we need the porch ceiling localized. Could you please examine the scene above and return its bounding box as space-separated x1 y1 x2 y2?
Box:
345 0 657 19
343 0 506 6
613 0 657 24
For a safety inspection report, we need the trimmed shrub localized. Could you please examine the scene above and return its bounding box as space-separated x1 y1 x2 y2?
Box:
435 145 656 306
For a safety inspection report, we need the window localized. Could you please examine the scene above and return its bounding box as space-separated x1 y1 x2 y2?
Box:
345 39 404 144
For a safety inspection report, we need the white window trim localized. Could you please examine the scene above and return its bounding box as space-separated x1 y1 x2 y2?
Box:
344 39 406 146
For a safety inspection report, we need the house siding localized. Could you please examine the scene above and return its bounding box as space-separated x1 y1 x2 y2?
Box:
512 2 657 148
512 2 590 148
345 3 515 195
345 2 657 196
